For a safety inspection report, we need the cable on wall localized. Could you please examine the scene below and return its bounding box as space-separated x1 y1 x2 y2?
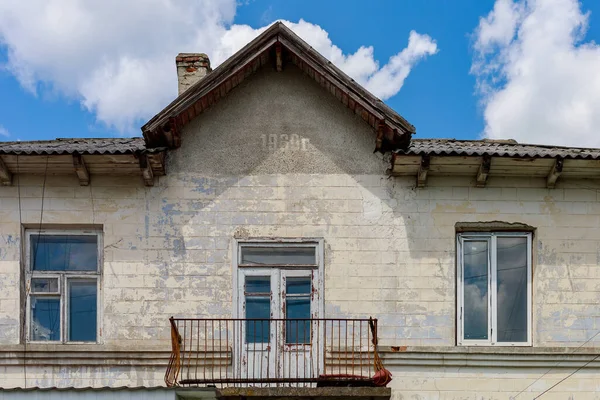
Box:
16 155 27 388
19 155 50 388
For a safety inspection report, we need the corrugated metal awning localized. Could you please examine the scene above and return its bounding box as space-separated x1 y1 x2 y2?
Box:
0 387 217 400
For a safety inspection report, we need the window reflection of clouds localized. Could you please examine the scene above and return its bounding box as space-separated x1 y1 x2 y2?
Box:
497 237 528 342
463 241 488 340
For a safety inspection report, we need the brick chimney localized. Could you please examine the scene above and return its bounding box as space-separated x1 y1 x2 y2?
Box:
176 53 211 95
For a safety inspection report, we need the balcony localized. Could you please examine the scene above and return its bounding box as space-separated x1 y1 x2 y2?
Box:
165 318 391 391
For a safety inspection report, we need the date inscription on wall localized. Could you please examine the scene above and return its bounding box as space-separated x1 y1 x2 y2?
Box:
261 134 310 152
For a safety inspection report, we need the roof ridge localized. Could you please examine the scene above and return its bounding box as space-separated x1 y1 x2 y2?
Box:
0 137 150 155
0 137 143 145
410 138 600 152
55 137 143 141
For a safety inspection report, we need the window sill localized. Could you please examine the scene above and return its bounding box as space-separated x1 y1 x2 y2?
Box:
25 341 101 348
380 345 600 369
385 345 598 354
456 342 532 347
0 344 171 368
2 343 165 353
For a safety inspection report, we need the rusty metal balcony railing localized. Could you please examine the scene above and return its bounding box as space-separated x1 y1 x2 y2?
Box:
165 318 391 388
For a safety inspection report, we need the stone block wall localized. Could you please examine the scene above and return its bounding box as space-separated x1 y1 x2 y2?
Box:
1 172 600 395
1 173 600 349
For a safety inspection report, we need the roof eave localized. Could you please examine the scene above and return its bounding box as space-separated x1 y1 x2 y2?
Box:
0 138 168 186
391 139 600 188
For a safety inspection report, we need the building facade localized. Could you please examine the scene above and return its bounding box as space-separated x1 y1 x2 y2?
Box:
1 23 600 399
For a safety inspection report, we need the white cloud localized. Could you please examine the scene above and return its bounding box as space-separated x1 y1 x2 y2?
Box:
219 20 438 100
362 31 438 100
472 0 600 147
0 1 437 134
0 125 10 138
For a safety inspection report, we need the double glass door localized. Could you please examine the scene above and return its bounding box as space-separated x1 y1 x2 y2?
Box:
239 268 319 382
235 241 322 383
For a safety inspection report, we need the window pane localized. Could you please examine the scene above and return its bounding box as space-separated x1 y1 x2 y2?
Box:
246 297 270 343
31 235 98 271
286 277 311 295
497 237 528 342
30 297 60 341
286 297 311 344
31 278 58 293
241 246 316 265
245 276 271 294
68 281 97 342
463 241 489 340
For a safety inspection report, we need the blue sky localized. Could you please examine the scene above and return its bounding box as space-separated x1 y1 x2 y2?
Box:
235 0 496 141
1 0 599 146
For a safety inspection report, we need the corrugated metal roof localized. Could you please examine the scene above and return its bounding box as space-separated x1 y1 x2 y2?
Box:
0 386 172 392
0 138 156 155
396 139 600 160
0 387 186 400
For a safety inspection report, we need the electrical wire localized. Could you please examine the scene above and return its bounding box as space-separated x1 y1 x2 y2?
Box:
21 155 49 387
535 352 600 399
513 329 600 398
36 157 55 334
90 168 95 225
16 155 27 388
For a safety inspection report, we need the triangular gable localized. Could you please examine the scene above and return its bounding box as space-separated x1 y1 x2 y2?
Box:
142 22 415 152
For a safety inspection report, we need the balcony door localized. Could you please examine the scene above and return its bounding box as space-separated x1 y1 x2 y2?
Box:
234 240 324 385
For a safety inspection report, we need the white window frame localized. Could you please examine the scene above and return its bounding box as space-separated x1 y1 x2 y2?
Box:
457 232 532 346
25 229 102 344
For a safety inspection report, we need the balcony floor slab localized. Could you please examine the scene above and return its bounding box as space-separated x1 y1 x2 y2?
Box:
216 387 391 400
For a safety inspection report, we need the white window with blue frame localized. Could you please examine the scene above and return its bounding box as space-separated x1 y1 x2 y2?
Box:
25 229 102 343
